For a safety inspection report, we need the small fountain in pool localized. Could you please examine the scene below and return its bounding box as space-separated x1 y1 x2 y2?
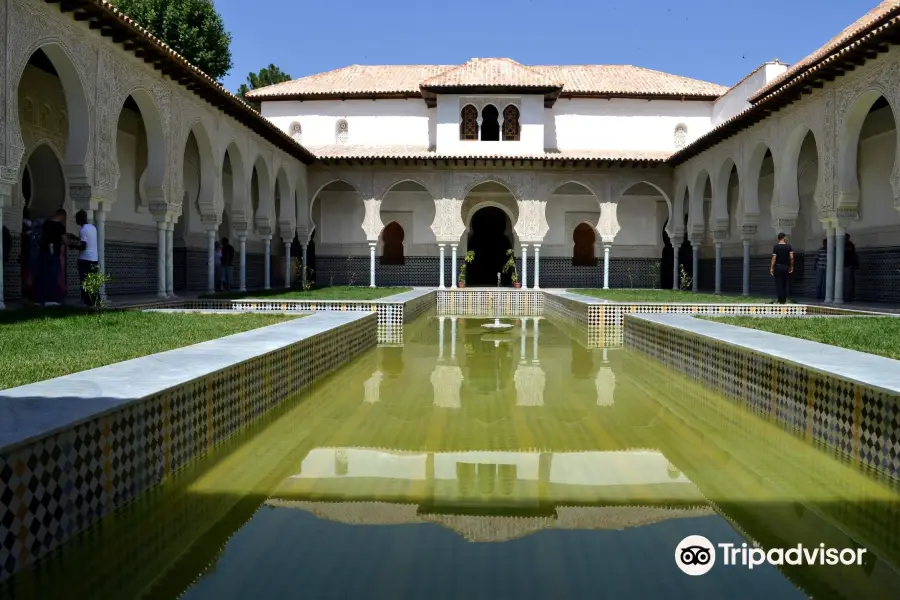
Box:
481 318 513 331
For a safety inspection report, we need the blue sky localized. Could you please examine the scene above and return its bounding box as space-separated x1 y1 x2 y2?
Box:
217 0 880 93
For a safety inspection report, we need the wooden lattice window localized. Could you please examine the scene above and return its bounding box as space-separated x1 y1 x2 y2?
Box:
460 105 478 140
502 105 520 141
381 221 405 265
573 223 596 266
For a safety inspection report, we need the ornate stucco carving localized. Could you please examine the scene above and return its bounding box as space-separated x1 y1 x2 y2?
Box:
430 198 466 242
514 200 549 243
372 171 444 201
597 202 621 243
362 198 383 240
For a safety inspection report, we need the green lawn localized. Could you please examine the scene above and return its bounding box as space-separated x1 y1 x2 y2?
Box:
705 316 900 360
206 286 412 301
567 289 772 303
0 310 301 390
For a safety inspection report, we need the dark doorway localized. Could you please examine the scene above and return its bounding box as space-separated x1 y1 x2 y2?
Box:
381 221 404 265
661 218 674 289
307 231 317 278
481 105 500 141
467 206 512 286
573 223 596 266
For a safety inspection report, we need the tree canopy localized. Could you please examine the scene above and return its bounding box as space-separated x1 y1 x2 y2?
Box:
111 0 233 80
238 64 292 99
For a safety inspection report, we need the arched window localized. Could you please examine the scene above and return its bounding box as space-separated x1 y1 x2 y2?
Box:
381 221 405 265
460 105 478 141
289 121 302 143
674 123 688 150
481 105 500 141
573 223 596 266
335 119 348 145
502 105 520 141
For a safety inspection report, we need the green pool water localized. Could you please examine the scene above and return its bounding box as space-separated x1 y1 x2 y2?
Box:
4 316 899 600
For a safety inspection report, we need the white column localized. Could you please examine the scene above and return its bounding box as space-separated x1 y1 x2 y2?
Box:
532 317 539 364
451 244 458 289
284 241 292 289
520 318 527 361
742 237 751 296
156 221 167 299
603 244 611 289
834 223 846 304
438 316 445 361
238 234 247 292
450 317 457 360
438 244 446 288
714 241 722 294
301 243 308 288
825 223 835 303
96 208 107 300
263 237 271 290
369 242 376 288
165 222 175 298
0 206 5 309
206 229 216 294
521 245 528 288
533 245 541 289
673 250 679 290
691 241 700 292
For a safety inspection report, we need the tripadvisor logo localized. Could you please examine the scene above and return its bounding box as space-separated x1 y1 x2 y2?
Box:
675 535 868 576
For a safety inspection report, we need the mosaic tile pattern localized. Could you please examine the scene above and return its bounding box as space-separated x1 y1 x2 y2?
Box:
624 315 900 485
0 314 377 582
436 290 543 316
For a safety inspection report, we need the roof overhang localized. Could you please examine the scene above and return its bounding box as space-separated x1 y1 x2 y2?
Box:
420 85 564 108
47 0 316 165
315 155 668 170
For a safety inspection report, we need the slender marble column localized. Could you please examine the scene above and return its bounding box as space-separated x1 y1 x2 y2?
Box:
533 245 541 289
825 223 835 303
369 243 376 288
742 238 751 296
673 252 679 290
451 244 458 289
238 234 247 292
156 221 167 299
206 229 216 294
0 206 5 309
284 241 292 288
603 244 611 289
165 222 175 298
263 238 271 290
521 245 528 288
438 244 446 288
438 316 445 361
532 317 539 364
450 317 457 360
95 209 107 300
301 244 308 288
691 242 700 292
834 223 846 304
714 242 723 294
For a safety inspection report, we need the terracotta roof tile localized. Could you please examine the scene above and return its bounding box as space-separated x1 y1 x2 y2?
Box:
420 58 562 89
249 61 727 100
305 144 670 162
750 0 900 102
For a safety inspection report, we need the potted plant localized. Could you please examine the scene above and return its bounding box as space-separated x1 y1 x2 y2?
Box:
458 250 474 287
502 249 521 288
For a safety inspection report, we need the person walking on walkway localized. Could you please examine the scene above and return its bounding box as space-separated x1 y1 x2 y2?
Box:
814 238 828 301
770 232 794 304
220 237 235 291
70 210 98 307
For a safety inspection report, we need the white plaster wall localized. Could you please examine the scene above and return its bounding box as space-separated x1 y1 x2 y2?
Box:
542 193 599 256
435 94 545 155
547 98 713 152
312 190 367 253
379 190 437 255
852 105 900 245
712 63 789 126
261 99 433 148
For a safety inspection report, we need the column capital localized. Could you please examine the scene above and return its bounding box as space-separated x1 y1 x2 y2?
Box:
261 235 272 242
237 233 248 242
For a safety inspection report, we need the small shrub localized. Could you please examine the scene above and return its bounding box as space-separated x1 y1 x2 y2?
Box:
82 267 112 318
679 264 693 291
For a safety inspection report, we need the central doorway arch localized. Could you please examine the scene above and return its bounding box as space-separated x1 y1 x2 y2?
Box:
467 205 513 286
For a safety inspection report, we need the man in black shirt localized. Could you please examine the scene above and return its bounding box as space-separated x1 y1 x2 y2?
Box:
769 232 794 304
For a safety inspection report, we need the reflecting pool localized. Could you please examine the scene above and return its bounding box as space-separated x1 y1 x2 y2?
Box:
3 316 899 600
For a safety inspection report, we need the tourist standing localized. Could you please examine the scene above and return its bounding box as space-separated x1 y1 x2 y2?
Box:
220 237 234 291
844 233 859 303
71 210 98 307
214 241 222 291
814 238 828 301
769 232 794 305
38 209 68 306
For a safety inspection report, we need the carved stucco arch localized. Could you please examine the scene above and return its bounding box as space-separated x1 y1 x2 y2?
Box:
307 174 383 242
463 200 520 247
837 84 900 213
250 151 275 233
689 168 713 237
611 178 673 225
18 138 70 213
742 139 774 227
454 173 527 204
114 85 168 206
779 122 825 223
373 173 442 203
671 178 689 236
8 38 94 189
274 165 296 239
713 156 739 234
178 115 219 221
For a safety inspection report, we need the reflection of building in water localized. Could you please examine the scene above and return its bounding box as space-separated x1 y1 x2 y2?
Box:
431 365 463 408
595 368 615 407
271 447 711 541
515 317 545 406
363 370 383 404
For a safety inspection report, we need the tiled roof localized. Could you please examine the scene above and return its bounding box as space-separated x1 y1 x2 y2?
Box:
248 61 727 100
750 0 900 102
420 58 562 89
306 145 671 163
